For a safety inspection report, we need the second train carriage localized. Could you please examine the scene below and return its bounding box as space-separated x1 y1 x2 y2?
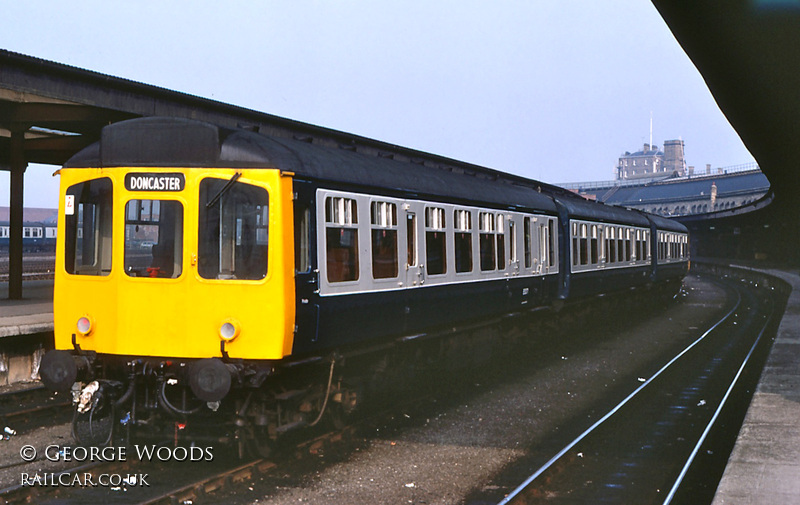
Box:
0 221 57 252
40 117 688 450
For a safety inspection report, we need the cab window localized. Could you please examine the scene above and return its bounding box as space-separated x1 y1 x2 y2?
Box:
198 178 268 280
124 200 184 278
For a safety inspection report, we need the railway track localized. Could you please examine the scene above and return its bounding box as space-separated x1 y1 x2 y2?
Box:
0 269 785 504
0 401 385 505
0 385 72 436
0 254 55 281
497 273 785 504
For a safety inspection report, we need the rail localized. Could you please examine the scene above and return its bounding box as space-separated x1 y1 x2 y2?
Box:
497 262 789 504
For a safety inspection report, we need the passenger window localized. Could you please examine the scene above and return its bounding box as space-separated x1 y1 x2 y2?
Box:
324 196 359 282
635 230 640 261
124 199 183 278
199 178 269 280
65 178 113 276
406 213 417 268
509 219 517 264
540 223 547 266
579 224 589 266
425 207 447 275
371 201 398 279
524 217 532 269
548 219 556 267
479 212 496 271
625 229 632 261
454 209 473 273
497 216 506 270
572 222 579 267
295 204 311 273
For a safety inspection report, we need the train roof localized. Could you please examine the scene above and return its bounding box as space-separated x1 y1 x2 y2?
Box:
553 194 652 227
65 117 557 213
645 212 689 233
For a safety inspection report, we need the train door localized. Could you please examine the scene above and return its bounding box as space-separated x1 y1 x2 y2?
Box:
401 201 424 332
508 216 520 276
543 216 559 275
527 216 549 276
402 202 424 288
293 180 321 348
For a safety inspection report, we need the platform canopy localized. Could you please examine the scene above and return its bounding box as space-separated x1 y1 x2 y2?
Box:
652 0 800 212
0 49 525 298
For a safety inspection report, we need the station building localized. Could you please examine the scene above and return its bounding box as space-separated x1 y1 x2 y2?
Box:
616 140 687 180
562 164 769 218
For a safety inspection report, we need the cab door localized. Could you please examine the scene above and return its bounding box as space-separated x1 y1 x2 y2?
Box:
186 170 296 360
292 180 321 351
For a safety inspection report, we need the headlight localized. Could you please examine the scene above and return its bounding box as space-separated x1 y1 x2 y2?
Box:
219 319 240 341
76 316 93 336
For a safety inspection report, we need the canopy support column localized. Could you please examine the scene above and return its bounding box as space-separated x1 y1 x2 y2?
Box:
8 128 27 300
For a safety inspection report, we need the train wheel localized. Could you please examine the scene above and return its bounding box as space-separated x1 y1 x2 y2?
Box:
328 382 362 430
327 401 347 430
251 426 275 458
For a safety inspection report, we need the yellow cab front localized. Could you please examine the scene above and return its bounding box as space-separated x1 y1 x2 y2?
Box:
54 167 296 361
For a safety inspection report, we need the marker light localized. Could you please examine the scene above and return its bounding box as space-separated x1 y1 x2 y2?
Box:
76 316 93 336
219 319 240 341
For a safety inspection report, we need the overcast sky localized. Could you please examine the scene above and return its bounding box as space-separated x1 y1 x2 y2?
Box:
0 1 755 209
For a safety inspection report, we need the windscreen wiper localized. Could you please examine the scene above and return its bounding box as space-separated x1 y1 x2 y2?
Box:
206 172 242 208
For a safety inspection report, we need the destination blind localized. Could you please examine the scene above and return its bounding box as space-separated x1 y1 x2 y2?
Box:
125 173 185 192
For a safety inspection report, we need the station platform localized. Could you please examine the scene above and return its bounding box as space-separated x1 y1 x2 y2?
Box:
712 268 800 504
0 280 54 338
0 280 53 386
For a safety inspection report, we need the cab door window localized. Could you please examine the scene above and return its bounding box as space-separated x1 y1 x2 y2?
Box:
199 178 269 280
64 178 113 276
124 200 184 278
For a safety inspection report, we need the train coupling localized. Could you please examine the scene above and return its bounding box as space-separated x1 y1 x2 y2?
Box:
76 381 99 413
73 379 124 414
40 349 95 392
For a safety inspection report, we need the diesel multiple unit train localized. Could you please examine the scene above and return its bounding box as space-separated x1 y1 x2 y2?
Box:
0 222 57 252
40 117 688 454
